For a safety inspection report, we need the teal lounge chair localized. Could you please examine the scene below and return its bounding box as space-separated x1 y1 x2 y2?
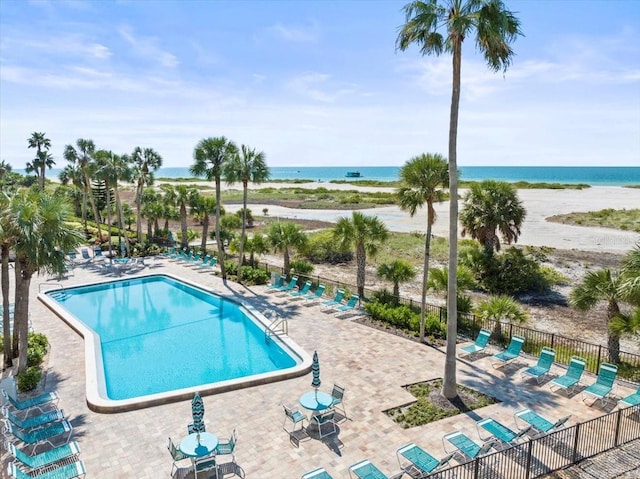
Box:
7 460 86 479
459 329 491 359
2 406 65 430
302 284 326 301
620 385 640 408
266 275 284 290
348 459 404 479
396 443 453 478
582 362 618 407
514 409 571 438
4 420 73 451
476 417 531 447
321 290 344 308
550 356 586 395
335 294 359 313
443 431 496 462
198 256 217 269
172 247 188 260
274 277 298 293
8 441 80 473
522 346 556 383
491 335 525 369
1 389 59 414
290 281 312 297
302 467 334 479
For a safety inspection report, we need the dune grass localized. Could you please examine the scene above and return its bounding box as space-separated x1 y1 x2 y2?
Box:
548 208 640 232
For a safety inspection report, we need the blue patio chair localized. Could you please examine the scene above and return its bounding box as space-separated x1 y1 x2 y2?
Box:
522 346 556 383
161 246 177 257
93 248 106 261
396 443 454 478
274 277 299 293
215 428 238 456
321 290 345 308
491 335 525 369
167 437 190 477
7 460 86 479
334 294 360 313
171 247 188 260
266 274 285 290
329 383 347 420
582 362 618 407
620 385 640 408
283 404 307 433
198 256 217 269
290 281 312 298
514 408 571 438
79 248 92 264
7 441 80 473
310 409 337 438
550 356 586 395
1 389 59 414
349 459 404 479
1 406 65 430
302 284 326 301
443 431 496 462
459 328 491 359
184 251 202 264
3 420 73 451
476 417 531 448
302 467 334 479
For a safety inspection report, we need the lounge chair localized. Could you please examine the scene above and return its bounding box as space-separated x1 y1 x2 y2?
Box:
302 467 334 479
93 248 106 261
302 284 326 301
1 389 59 414
459 328 491 359
7 460 86 479
1 406 65 430
274 277 299 293
282 404 307 433
3 420 73 451
550 356 586 395
476 417 531 448
582 362 618 407
167 437 190 477
443 431 496 462
491 335 525 369
348 459 404 479
161 246 177 257
620 385 640 408
329 383 347 420
321 290 345 308
514 408 571 438
266 275 285 291
79 248 92 264
334 294 360 313
310 409 337 438
7 441 80 473
522 346 556 383
198 256 217 269
396 442 453 478
171 247 187 260
290 281 312 298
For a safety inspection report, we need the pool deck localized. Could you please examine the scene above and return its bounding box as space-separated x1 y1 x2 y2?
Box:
1 256 637 478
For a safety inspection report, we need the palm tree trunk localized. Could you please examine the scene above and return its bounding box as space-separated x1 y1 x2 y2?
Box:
14 267 32 373
607 301 621 363
136 181 144 243
419 207 434 342
86 174 103 241
114 185 129 256
215 178 226 280
2 244 12 368
106 182 113 258
180 204 188 250
283 248 290 277
238 182 249 283
356 243 366 298
443 37 462 400
11 261 20 358
201 215 209 255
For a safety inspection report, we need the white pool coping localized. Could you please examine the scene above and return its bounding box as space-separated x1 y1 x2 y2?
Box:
38 272 312 413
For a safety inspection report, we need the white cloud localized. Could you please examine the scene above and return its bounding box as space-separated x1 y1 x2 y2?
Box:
268 22 319 43
118 26 179 68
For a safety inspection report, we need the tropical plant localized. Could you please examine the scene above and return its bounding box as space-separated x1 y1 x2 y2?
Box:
333 211 389 298
267 222 308 276
460 180 526 254
0 191 12 367
474 294 528 338
191 195 218 254
397 153 448 340
131 147 163 243
191 137 238 280
26 132 54 190
377 260 417 303
224 144 269 282
620 243 640 303
396 0 522 398
427 265 476 294
239 233 270 267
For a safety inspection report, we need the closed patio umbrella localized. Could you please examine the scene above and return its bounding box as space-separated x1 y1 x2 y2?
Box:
311 351 321 396
191 392 205 433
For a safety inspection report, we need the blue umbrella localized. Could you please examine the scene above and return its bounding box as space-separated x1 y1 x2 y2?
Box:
311 351 321 393
191 392 205 433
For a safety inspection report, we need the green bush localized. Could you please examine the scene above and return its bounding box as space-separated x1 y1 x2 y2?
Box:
28 332 49 350
302 231 352 264
289 259 314 275
17 366 42 392
27 332 49 367
238 266 270 285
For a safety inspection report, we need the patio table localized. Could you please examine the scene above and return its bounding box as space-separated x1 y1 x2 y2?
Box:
299 391 333 412
179 432 219 458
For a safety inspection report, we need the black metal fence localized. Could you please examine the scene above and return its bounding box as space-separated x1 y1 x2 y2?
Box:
432 404 640 479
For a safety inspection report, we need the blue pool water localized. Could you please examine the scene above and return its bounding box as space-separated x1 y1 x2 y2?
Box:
45 275 297 401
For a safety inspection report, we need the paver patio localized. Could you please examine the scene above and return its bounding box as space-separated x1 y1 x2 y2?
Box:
0 256 636 478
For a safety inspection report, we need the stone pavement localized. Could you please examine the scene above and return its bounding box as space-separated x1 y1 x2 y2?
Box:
0 256 637 478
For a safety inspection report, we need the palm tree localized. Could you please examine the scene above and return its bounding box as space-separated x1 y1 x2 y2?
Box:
243 233 270 267
474 294 528 339
376 259 417 302
427 265 476 294
26 132 54 190
191 195 218 254
63 139 103 240
397 0 522 398
8 189 83 371
397 153 448 341
224 145 270 282
191 137 238 280
333 212 389 299
620 243 640 302
0 191 14 368
460 180 526 255
267 222 308 276
131 147 163 244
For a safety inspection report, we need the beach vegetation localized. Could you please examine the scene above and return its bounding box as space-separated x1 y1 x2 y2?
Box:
161 184 199 250
547 208 640 232
190 195 218 255
26 132 54 190
289 258 314 275
267 221 308 276
130 146 163 244
397 0 522 399
301 230 353 264
397 153 449 342
333 212 389 298
474 294 528 338
376 259 417 303
234 233 270 267
427 265 476 294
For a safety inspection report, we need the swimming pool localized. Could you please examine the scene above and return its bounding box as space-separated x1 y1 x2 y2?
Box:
39 274 310 412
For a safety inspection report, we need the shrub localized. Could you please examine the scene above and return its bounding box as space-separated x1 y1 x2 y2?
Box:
302 231 352 264
238 266 270 285
17 366 42 392
364 301 445 338
27 332 49 367
289 259 314 275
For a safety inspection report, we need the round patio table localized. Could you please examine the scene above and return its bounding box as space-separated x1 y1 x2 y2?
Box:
179 432 219 458
299 391 333 411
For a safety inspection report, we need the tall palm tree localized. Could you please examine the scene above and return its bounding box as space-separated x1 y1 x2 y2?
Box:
620 243 640 303
333 212 389 299
131 147 163 244
267 222 308 276
191 195 218 255
26 132 54 190
460 180 526 255
397 0 522 398
224 145 270 282
191 137 238 280
376 259 417 302
0 191 14 368
8 189 83 371
63 138 102 240
397 153 449 341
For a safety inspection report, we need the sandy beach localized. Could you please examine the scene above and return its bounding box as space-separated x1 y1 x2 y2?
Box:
212 181 639 254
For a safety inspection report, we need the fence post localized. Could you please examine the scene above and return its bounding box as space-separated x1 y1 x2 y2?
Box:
525 439 533 479
596 346 602 372
571 422 581 464
614 408 622 446
551 333 555 349
473 457 480 479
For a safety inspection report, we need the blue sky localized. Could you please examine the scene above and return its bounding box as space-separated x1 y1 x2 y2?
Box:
1 0 639 168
